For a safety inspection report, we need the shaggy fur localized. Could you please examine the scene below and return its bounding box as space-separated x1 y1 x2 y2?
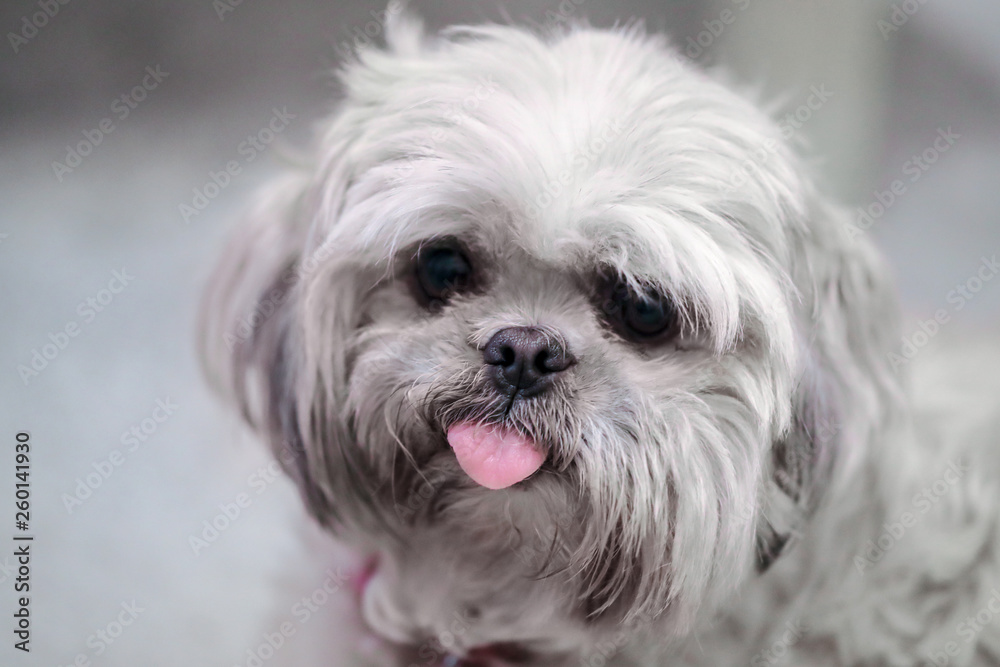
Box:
200 15 1000 667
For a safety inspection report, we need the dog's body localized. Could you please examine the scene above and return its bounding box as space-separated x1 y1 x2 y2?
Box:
670 340 1000 667
201 16 1000 666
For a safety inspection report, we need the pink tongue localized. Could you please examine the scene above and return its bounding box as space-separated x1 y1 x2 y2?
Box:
446 422 545 490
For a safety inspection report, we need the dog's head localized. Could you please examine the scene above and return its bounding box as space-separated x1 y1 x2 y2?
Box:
201 17 901 665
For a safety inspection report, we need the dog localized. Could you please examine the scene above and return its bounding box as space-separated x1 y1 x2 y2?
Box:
200 14 1000 666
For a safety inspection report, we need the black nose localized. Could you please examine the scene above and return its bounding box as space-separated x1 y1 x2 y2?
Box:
483 327 574 397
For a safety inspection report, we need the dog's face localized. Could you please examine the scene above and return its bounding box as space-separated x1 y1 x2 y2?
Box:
202 19 899 666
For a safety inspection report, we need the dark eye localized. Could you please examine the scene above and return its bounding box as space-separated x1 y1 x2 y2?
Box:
603 280 679 342
415 244 473 305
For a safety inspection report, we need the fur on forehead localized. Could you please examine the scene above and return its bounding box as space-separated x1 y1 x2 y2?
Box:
307 18 806 361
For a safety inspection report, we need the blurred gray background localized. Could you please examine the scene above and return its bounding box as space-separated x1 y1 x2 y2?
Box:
0 1 998 666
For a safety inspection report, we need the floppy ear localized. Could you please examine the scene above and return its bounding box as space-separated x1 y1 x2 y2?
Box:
197 173 335 511
198 165 378 528
199 173 310 398
199 12 432 530
197 138 384 528
756 197 902 570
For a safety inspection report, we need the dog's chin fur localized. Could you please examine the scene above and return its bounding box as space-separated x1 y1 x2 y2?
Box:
200 15 1000 666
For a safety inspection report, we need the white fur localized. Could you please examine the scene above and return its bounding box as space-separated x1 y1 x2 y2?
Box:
201 16 1000 667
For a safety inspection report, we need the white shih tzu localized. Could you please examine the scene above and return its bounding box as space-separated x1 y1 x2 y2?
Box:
200 14 1000 667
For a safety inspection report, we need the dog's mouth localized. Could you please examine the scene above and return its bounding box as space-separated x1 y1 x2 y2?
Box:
445 420 547 490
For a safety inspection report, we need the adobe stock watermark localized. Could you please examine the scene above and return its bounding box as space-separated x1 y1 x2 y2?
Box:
211 0 251 21
55 600 145 667
684 0 753 60
887 254 998 370
223 220 402 351
509 522 570 572
17 268 135 386
232 568 349 667
576 612 656 667
394 477 437 523
62 398 180 514
926 588 1000 666
188 443 296 556
849 126 959 240
223 232 343 351
393 75 501 180
775 85 834 140
523 118 627 219
758 416 843 524
7 0 73 54
751 618 811 666
538 0 591 30
728 84 834 191
331 0 407 60
179 106 296 224
854 459 968 573
402 608 480 667
51 65 170 182
877 0 930 41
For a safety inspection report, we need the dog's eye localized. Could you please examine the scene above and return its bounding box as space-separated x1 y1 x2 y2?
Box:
603 281 679 342
415 245 473 305
624 294 674 336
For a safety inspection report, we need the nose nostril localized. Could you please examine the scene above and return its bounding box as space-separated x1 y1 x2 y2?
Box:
500 346 516 367
534 349 550 373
